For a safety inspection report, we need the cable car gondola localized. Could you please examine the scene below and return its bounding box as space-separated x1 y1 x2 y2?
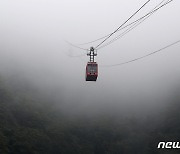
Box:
86 62 98 81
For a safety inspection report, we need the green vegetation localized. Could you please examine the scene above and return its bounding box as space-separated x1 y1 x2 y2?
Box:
0 77 180 154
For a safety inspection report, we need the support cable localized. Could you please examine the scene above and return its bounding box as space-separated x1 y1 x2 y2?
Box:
65 40 90 51
97 0 173 50
77 0 168 46
100 40 180 67
95 0 151 49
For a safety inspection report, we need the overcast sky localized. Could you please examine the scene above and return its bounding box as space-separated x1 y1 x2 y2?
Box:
0 0 180 115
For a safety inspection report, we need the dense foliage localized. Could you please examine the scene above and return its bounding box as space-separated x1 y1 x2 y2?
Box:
0 77 180 154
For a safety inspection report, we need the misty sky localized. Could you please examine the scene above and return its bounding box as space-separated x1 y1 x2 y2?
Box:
0 0 180 115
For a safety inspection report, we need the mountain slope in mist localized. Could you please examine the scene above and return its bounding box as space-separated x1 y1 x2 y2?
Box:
0 76 180 154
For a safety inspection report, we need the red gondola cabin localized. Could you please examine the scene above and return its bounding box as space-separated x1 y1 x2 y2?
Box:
86 62 98 81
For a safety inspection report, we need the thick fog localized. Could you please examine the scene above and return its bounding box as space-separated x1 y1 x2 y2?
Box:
0 0 180 117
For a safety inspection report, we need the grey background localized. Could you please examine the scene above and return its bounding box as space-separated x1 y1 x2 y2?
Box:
0 0 180 116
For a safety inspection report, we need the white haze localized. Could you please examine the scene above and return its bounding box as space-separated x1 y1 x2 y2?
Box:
0 0 180 117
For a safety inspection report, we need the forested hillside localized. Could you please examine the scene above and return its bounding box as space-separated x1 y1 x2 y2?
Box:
0 76 180 154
